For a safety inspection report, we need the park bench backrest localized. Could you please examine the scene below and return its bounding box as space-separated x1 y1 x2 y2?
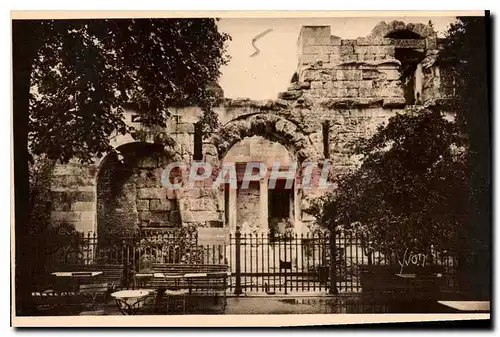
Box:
149 263 229 293
55 264 124 289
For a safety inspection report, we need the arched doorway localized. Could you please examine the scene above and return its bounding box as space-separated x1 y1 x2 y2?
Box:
211 114 323 234
96 142 180 244
223 136 298 235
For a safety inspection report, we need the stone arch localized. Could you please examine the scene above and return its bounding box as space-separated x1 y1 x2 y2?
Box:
96 141 182 244
211 113 322 164
370 21 434 39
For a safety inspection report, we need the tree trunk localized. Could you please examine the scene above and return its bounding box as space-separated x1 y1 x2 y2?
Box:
12 20 42 316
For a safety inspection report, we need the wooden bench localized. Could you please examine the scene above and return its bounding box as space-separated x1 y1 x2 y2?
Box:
54 264 125 292
144 264 230 313
52 264 124 304
149 264 229 292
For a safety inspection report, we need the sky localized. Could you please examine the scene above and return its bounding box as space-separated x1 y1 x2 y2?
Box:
216 16 457 100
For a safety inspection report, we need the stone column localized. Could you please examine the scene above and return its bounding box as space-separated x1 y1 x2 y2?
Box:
229 186 237 231
293 185 302 233
259 178 268 231
414 63 423 104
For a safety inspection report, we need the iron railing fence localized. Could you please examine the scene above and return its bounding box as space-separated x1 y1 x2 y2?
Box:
34 228 459 294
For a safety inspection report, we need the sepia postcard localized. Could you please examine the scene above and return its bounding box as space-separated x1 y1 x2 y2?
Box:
11 10 491 327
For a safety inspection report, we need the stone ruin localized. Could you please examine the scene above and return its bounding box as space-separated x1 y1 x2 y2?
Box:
48 21 457 240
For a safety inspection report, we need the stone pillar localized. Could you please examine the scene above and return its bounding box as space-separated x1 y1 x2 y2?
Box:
259 178 268 231
229 185 237 231
293 185 302 233
414 63 423 104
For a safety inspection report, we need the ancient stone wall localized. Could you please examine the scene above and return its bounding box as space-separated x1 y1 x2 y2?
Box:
49 21 450 236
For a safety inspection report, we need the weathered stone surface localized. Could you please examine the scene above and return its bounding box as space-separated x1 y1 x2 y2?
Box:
336 69 363 81
288 82 311 91
51 22 448 236
393 39 426 49
52 191 95 203
136 199 150 211
369 20 433 39
333 80 372 89
356 37 394 46
302 69 334 82
184 210 221 223
331 36 342 45
340 45 354 55
301 53 329 65
278 90 302 100
175 123 195 134
382 97 406 108
341 39 357 46
300 26 332 46
379 69 400 80
137 188 166 199
51 211 80 223
150 199 172 211
188 198 205 211
71 201 94 212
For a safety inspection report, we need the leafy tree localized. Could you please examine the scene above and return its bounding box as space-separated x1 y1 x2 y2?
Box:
311 16 490 298
26 19 230 163
310 108 467 259
440 16 490 299
13 18 230 314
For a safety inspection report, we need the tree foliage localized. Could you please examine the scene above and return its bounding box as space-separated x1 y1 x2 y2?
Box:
27 19 231 163
310 108 467 256
311 17 489 266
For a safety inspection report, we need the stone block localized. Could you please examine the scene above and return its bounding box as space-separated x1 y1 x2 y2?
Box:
136 199 150 211
52 175 93 189
52 197 72 211
382 97 406 108
189 198 205 211
71 201 94 211
340 45 354 55
331 36 342 45
333 80 372 89
326 88 358 98
175 123 195 134
301 53 329 65
362 69 381 80
336 69 362 81
278 90 302 100
359 53 376 61
51 211 80 223
184 210 221 223
393 39 426 49
300 26 332 46
150 199 172 211
203 198 218 211
359 87 376 97
341 39 357 46
137 188 165 199
52 191 95 203
379 69 401 80
303 45 335 55
302 69 334 82
342 54 358 63
310 81 324 89
376 82 403 97
356 37 394 46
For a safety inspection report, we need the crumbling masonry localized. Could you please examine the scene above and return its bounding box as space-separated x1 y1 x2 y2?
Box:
49 21 456 240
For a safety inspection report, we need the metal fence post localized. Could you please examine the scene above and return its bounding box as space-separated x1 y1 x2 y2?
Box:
234 226 242 295
329 229 338 294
